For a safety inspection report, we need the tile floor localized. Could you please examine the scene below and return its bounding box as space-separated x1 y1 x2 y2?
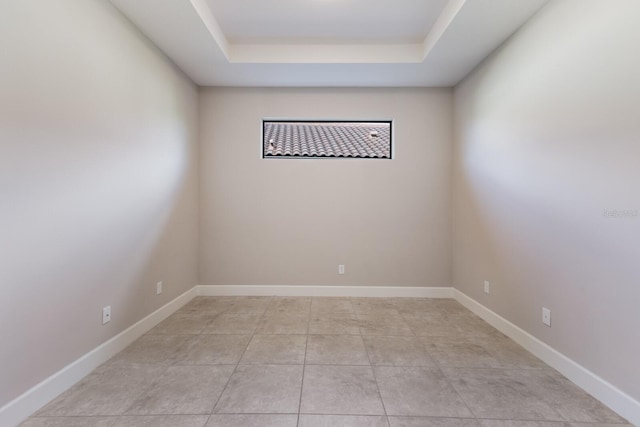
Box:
23 297 631 427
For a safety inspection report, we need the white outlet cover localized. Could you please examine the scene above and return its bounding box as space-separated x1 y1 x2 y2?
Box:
102 306 111 325
484 281 490 294
156 281 163 295
338 264 345 275
542 307 551 327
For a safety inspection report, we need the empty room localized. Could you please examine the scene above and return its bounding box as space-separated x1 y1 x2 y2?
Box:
1 0 639 426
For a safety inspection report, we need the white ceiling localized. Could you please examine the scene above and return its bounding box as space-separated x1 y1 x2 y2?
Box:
206 0 449 44
109 0 549 87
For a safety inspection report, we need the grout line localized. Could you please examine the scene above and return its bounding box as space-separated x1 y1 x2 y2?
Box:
392 298 479 420
107 363 173 417
29 297 619 425
207 296 273 416
355 297 390 425
296 298 313 427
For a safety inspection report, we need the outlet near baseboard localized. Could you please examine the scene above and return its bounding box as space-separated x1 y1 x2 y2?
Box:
542 307 551 327
102 306 111 325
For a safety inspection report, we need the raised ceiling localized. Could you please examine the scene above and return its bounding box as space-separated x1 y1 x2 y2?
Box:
206 0 449 44
109 0 549 87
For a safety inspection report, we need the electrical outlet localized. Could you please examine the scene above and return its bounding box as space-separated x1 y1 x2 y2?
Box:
102 306 111 325
338 264 345 275
156 281 163 295
484 280 490 294
542 307 551 327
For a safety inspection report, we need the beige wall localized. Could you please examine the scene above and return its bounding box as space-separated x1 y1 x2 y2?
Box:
453 0 640 402
0 0 199 407
6 0 638 416
199 87 452 287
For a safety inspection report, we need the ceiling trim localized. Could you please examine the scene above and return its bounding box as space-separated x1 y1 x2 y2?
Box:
109 0 550 86
188 0 467 65
229 44 426 64
189 0 230 58
422 0 466 58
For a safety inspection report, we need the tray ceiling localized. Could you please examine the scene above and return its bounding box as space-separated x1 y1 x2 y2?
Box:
109 0 549 87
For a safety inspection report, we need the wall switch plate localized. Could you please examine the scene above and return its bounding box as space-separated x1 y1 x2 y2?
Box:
338 264 345 275
542 307 551 327
156 281 163 295
484 280 490 294
102 306 111 325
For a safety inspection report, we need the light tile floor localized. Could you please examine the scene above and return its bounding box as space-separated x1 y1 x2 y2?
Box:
23 297 631 427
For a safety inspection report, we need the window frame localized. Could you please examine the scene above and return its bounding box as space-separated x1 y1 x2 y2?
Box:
261 119 394 160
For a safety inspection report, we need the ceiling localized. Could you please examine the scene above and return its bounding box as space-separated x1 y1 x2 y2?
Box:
207 0 449 44
109 0 549 87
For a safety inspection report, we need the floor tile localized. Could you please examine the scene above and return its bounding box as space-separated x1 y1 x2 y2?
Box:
364 336 435 367
299 415 389 427
22 297 629 427
305 335 370 365
569 424 632 427
264 297 312 316
477 421 571 427
125 365 234 415
176 334 250 365
469 333 546 369
356 311 407 323
356 306 403 317
256 314 309 334
110 334 191 366
36 364 166 416
181 297 236 314
113 415 210 427
214 365 303 414
359 315 414 336
452 313 500 337
392 298 444 317
240 334 307 364
404 314 463 337
351 298 399 316
20 418 117 427
526 370 629 423
225 297 272 314
389 417 481 427
442 368 563 421
441 311 497 337
430 300 472 316
203 313 262 334
300 365 385 415
147 314 212 335
310 298 355 315
420 336 501 368
175 306 226 320
375 367 472 417
309 315 361 335
205 414 298 427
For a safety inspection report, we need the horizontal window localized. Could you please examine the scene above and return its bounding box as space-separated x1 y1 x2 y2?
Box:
263 120 392 159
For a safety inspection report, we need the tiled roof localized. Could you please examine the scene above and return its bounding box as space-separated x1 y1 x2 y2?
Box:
263 122 391 159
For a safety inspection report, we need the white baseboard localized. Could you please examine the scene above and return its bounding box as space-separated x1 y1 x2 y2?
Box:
6 285 636 426
0 286 198 427
453 289 640 426
196 285 454 298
